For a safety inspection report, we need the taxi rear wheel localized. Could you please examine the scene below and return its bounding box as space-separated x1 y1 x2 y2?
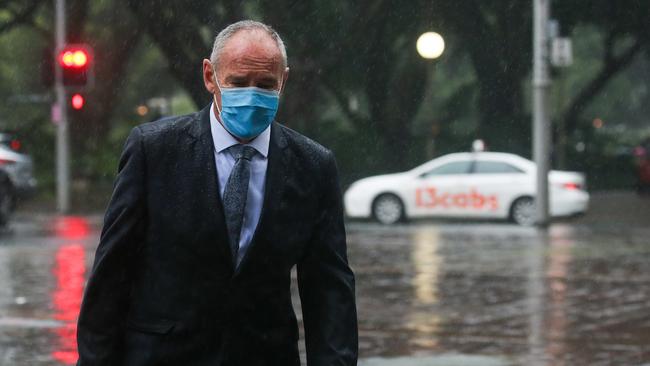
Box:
510 196 535 226
372 194 405 225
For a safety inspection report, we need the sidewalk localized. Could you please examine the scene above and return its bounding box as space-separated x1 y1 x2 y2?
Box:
359 354 513 366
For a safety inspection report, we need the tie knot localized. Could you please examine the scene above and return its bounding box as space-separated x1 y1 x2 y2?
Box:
231 145 257 161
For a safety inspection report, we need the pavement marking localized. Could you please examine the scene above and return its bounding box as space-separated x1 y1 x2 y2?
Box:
0 317 63 329
359 354 513 366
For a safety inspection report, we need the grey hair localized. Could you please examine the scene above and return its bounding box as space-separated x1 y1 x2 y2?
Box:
210 20 287 69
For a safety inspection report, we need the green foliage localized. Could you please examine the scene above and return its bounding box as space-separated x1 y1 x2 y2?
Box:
1 0 649 208
0 26 54 192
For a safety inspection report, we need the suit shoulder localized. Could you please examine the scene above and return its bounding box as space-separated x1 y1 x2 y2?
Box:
276 123 333 161
136 111 200 138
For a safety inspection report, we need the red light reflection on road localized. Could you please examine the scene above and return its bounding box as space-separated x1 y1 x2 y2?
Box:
51 244 86 364
52 216 90 239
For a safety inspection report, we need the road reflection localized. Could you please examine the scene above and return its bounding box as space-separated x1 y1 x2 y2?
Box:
51 243 85 364
407 227 441 349
525 228 546 366
51 216 91 240
0 210 649 365
544 225 574 366
411 227 441 305
50 217 89 365
348 220 650 364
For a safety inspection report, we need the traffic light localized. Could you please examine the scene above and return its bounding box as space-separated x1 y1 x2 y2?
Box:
58 44 93 87
70 93 85 110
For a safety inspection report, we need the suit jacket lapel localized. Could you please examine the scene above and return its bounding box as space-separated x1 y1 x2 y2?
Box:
188 105 235 274
234 122 289 277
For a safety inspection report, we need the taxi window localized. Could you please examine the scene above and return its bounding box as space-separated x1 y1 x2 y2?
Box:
422 161 472 177
473 161 524 174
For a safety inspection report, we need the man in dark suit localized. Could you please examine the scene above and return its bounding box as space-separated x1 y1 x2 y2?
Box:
76 20 358 366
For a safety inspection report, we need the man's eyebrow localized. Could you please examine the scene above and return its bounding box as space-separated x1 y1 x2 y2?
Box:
257 77 278 84
223 75 279 85
225 75 247 82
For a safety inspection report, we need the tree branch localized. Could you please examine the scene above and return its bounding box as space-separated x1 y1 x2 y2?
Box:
0 0 44 34
320 77 365 129
563 38 642 134
603 30 616 64
125 1 233 107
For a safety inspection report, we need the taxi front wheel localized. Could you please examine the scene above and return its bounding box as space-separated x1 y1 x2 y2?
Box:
372 194 405 225
510 196 536 226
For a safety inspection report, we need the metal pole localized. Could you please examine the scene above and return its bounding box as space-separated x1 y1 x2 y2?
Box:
557 74 567 170
533 0 551 226
54 0 70 213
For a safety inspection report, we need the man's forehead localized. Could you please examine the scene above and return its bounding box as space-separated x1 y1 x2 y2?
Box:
220 30 283 66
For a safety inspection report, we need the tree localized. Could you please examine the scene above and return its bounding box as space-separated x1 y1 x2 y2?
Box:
263 0 434 171
65 0 145 155
0 0 44 35
3 0 649 194
555 0 650 135
124 1 245 107
1 0 146 162
125 0 436 174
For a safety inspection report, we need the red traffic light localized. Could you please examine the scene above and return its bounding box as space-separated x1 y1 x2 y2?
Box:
71 94 85 110
58 44 93 87
60 50 88 68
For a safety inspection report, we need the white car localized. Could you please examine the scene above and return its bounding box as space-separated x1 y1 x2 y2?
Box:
0 133 37 226
344 152 589 226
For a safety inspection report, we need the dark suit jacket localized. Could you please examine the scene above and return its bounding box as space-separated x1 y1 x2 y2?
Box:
76 105 358 366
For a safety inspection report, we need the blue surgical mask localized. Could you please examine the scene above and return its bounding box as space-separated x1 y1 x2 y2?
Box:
213 70 280 140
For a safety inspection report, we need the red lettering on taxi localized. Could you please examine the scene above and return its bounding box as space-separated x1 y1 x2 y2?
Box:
416 186 498 211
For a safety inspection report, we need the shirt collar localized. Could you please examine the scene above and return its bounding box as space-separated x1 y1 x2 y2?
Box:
209 102 270 158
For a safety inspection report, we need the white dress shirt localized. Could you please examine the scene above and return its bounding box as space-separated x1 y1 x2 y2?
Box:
209 102 270 266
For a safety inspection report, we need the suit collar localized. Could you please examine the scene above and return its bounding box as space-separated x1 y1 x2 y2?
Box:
186 104 211 141
187 105 234 272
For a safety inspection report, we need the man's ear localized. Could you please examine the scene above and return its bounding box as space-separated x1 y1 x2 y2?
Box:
202 59 217 94
280 67 290 94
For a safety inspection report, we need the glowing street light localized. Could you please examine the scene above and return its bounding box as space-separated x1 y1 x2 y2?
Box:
416 32 445 59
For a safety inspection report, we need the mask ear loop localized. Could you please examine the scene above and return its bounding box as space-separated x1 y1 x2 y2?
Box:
212 66 223 116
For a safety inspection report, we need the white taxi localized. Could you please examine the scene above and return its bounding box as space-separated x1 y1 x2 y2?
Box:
344 152 589 225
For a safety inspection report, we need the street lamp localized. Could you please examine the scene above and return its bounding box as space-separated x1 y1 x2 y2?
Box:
416 32 445 59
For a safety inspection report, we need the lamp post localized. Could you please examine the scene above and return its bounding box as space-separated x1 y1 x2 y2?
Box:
54 0 70 213
417 32 445 158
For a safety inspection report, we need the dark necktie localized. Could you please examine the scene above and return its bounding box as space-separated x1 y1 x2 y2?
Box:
223 145 257 264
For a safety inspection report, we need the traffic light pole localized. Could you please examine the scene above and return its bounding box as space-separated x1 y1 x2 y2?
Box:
532 0 551 227
54 0 70 213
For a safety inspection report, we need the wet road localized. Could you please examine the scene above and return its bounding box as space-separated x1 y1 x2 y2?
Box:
1 192 649 365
